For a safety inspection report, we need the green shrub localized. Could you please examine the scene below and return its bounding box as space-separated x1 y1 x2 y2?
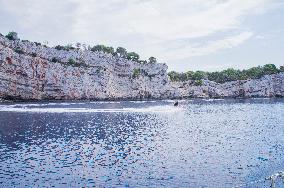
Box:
31 52 37 57
116 47 127 58
132 68 140 79
54 45 65 50
34 42 41 46
6 31 19 40
168 71 180 82
68 58 76 65
192 71 206 80
243 66 264 79
148 57 157 64
14 47 24 54
65 44 75 50
91 45 114 54
194 80 203 86
66 58 88 67
127 52 140 62
138 60 147 64
96 68 101 74
51 57 59 63
54 45 75 51
262 64 278 75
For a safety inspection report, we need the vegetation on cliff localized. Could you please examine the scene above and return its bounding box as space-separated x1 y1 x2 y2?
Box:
168 64 284 83
5 31 19 40
4 31 157 66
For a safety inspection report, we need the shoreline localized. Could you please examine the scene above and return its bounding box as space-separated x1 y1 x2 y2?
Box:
1 96 283 103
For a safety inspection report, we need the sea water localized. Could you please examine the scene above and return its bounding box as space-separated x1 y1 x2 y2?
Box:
0 99 284 187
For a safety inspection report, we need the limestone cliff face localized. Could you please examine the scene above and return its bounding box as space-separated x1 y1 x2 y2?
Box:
172 73 284 98
0 35 283 101
0 35 177 100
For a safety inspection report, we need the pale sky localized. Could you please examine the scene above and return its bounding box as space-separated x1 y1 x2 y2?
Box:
0 0 284 72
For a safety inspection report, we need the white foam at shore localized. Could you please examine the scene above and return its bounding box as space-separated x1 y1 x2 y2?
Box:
128 101 157 103
0 105 182 114
202 99 225 102
5 101 121 108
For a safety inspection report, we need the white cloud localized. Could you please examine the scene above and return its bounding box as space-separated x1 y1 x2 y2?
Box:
0 0 276 66
69 0 269 41
162 31 254 60
66 0 272 60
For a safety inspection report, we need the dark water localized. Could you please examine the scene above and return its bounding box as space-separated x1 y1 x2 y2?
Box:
0 99 284 188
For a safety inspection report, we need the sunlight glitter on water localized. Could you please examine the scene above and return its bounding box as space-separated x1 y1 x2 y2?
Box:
0 99 284 187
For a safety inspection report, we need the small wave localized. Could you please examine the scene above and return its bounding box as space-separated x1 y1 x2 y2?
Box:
6 101 122 108
162 99 194 103
252 98 271 100
162 100 175 103
129 101 157 104
0 105 182 114
6 102 88 108
89 101 121 104
202 99 225 102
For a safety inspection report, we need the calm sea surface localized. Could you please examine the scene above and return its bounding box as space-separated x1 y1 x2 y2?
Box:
0 99 284 188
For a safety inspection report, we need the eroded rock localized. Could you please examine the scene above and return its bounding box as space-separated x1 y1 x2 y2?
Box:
0 35 177 100
0 35 283 101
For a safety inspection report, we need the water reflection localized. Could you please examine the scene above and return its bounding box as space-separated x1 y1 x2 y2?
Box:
0 99 284 187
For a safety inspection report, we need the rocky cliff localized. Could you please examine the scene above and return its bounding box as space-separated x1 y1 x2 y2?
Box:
0 34 283 101
0 35 177 100
172 73 284 98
